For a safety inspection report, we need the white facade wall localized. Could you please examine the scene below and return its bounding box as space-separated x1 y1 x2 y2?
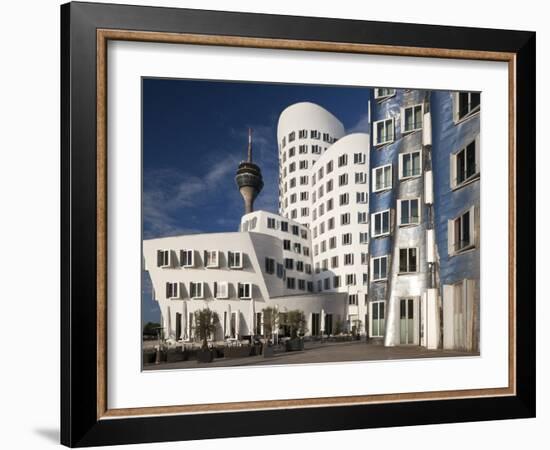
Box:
143 231 347 340
277 102 345 224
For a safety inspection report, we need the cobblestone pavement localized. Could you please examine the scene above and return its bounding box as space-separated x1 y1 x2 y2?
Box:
143 340 478 371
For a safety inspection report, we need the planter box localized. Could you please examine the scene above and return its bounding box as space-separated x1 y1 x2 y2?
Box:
196 349 214 363
143 351 156 364
285 339 304 352
263 345 275 357
224 346 251 358
166 349 185 362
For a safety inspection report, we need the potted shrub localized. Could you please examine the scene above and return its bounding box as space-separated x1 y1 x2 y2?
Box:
194 308 220 363
261 306 279 357
281 310 307 352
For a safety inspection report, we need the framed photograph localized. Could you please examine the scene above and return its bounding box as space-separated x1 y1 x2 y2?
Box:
61 1 535 447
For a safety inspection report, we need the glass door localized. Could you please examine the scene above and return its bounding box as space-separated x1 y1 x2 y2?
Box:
399 298 416 345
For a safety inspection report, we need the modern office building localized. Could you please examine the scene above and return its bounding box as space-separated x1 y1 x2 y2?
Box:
143 93 480 351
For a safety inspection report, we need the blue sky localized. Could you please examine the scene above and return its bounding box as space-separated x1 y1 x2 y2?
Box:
141 78 372 323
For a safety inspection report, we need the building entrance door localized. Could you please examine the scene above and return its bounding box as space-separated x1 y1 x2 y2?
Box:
175 313 182 340
399 298 416 345
311 313 320 336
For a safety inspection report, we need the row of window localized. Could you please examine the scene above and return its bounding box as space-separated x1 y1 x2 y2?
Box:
266 217 309 238
313 231 370 255
280 129 338 149
314 252 370 272
157 249 243 269
282 239 310 256
165 281 252 300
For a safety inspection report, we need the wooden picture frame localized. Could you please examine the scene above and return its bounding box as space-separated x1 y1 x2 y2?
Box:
61 1 535 447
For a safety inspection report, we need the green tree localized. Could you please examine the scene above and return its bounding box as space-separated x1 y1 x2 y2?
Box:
194 308 220 349
143 322 161 338
281 310 307 338
262 306 279 342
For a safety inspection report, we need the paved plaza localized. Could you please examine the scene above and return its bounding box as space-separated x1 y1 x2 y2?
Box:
143 340 478 371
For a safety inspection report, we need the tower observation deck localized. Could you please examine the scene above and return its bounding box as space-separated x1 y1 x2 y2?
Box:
236 129 264 214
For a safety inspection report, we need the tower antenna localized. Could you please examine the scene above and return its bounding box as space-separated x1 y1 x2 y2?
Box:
247 128 253 162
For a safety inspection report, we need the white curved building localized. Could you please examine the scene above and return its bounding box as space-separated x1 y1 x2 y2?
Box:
277 102 345 223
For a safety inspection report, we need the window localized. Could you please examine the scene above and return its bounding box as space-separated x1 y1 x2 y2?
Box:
329 236 337 249
291 225 299 236
283 239 291 250
307 282 314 292
288 147 296 157
361 252 369 265
190 282 204 299
356 192 368 204
298 279 306 290
371 210 391 237
326 179 334 192
341 213 351 225
333 276 341 288
318 204 325 216
326 160 334 173
312 144 322 154
339 193 349 206
346 274 356 286
323 132 331 142
362 273 369 286
319 222 325 234
301 207 309 217
372 255 388 281
166 282 179 299
204 250 219 268
324 278 331 290
157 249 172 268
448 206 476 255
328 217 335 230
265 257 275 274
338 154 348 167
293 242 301 253
399 248 418 273
299 144 308 154
286 277 296 289
267 217 277 229
291 209 297 219
299 160 308 170
355 172 367 184
250 217 257 229
317 280 322 291
299 129 308 139
276 263 284 278
359 232 369 244
228 251 243 269
320 240 326 253
281 137 286 148
288 131 295 142
303 246 310 257
214 281 229 299
451 138 479 189
349 294 358 305
296 261 304 272
318 185 324 198
180 249 194 268
281 221 288 232
374 87 396 99
402 104 423 133
398 198 420 226
289 162 296 173
372 164 392 192
299 176 308 185
314 245 319 256
354 153 366 164
290 193 297 204
311 130 321 139
238 282 252 299
373 118 395 146
344 253 354 265
371 301 386 337
305 263 312 274
285 258 294 270
455 91 480 121
342 233 352 245
290 178 296 188
399 150 422 179
331 255 338 268
357 212 367 224
339 174 348 186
